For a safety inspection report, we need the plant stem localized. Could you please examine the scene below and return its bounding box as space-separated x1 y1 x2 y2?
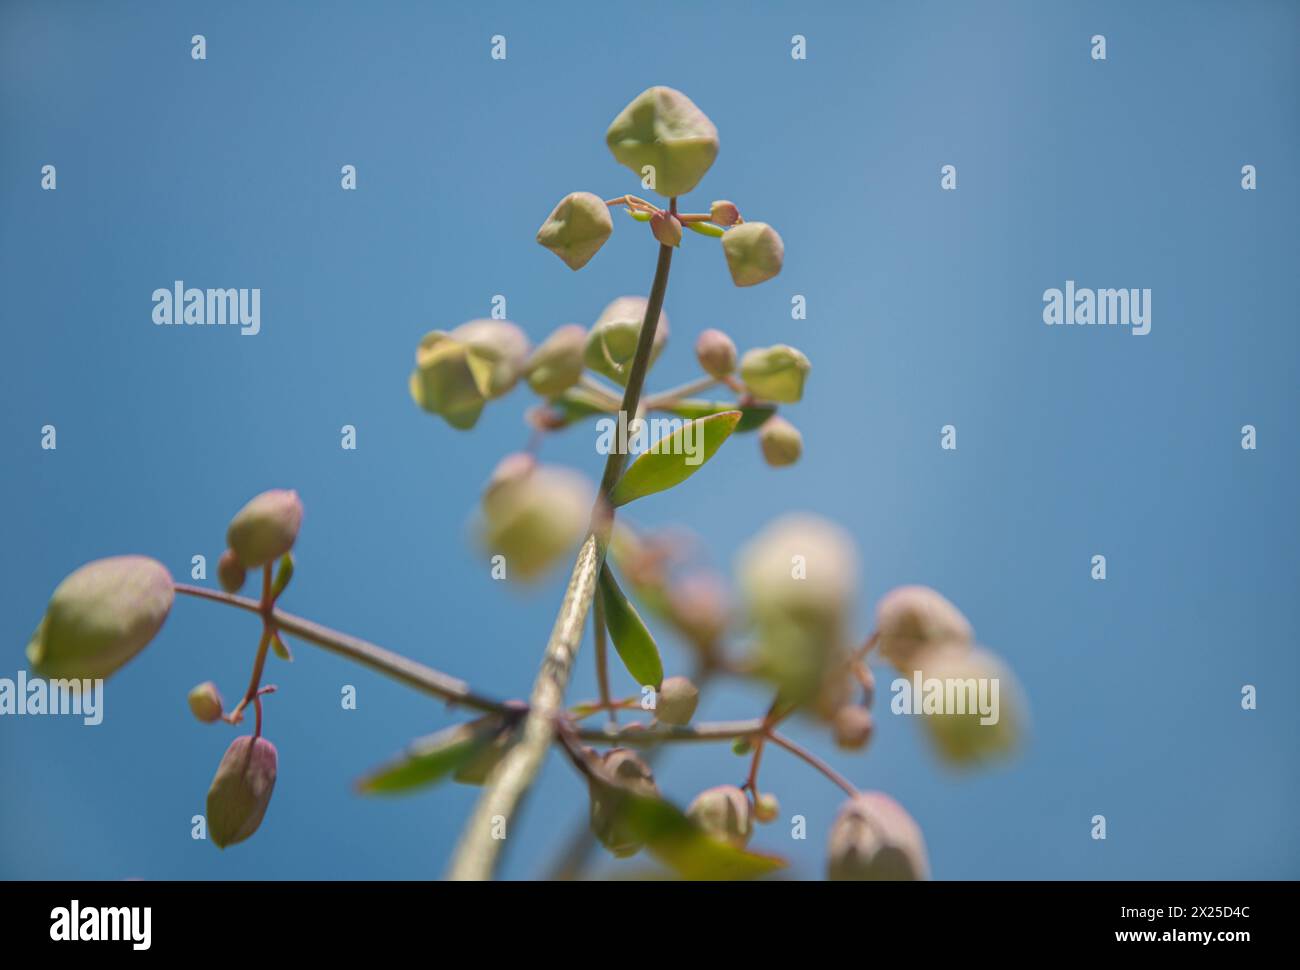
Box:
447 217 677 881
766 731 859 797
643 375 720 410
593 595 615 725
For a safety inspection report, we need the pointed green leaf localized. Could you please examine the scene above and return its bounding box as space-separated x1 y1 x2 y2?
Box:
356 718 499 795
599 564 663 688
609 410 741 507
270 631 292 662
666 399 776 433
686 221 725 238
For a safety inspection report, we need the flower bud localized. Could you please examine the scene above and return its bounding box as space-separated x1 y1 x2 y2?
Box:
709 200 740 227
686 785 753 849
666 571 730 653
722 222 784 287
451 319 529 400
188 681 224 723
650 210 683 247
479 461 593 582
589 748 659 858
217 549 246 594
754 792 780 824
740 345 810 403
606 86 719 199
226 489 303 570
206 735 278 849
913 643 1023 766
731 737 752 756
656 675 700 726
875 585 973 672
828 792 929 881
584 296 670 385
26 556 174 681
409 331 487 429
833 705 874 751
758 415 803 467
694 328 737 378
536 191 613 270
525 324 587 397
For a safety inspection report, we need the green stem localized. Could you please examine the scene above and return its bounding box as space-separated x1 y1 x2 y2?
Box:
643 375 720 410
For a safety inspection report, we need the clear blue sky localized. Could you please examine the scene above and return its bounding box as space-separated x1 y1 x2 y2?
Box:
2 0 1297 880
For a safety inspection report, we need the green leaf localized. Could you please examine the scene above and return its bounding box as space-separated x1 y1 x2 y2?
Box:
356 718 498 795
270 631 292 662
627 209 653 223
685 221 725 238
609 410 741 507
542 387 614 429
599 564 663 688
666 399 776 433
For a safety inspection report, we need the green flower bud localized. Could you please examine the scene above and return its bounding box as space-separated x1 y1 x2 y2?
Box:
694 328 737 378
650 210 683 247
226 489 303 570
606 86 719 199
206 735 278 849
875 585 973 672
832 705 874 751
731 737 752 756
722 222 784 287
656 675 700 726
451 319 529 400
584 296 670 385
217 549 246 594
758 415 803 467
525 324 587 397
828 792 930 881
754 792 780 824
914 643 1023 766
479 459 593 582
188 681 223 723
536 191 613 270
740 345 810 404
709 200 740 227
686 784 753 849
410 331 486 429
588 748 659 858
26 556 174 681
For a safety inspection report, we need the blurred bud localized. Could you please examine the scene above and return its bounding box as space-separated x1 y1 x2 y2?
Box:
589 748 659 858
731 737 752 756
686 785 753 849
650 210 683 247
722 222 784 287
666 571 730 653
606 86 719 199
754 792 780 824
709 200 740 227
875 585 973 672
217 549 246 594
759 415 803 467
740 344 810 403
913 643 1024 766
584 296 670 385
410 331 486 429
694 328 737 378
206 735 278 849
188 681 224 723
833 705 874 751
525 324 587 397
451 319 529 400
479 460 593 582
226 490 303 570
27 556 174 681
656 676 700 726
536 191 613 270
828 792 929 881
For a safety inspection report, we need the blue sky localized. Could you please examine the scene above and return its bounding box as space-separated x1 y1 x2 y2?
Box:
2 0 1297 880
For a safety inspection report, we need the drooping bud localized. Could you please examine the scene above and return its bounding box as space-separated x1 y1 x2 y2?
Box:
686 784 753 849
828 792 929 881
875 585 973 672
754 792 780 824
758 415 803 467
409 331 487 429
525 324 587 397
913 643 1023 766
833 705 874 751
584 296 670 385
26 556 174 681
656 675 700 726
709 200 740 227
479 459 593 581
188 681 224 723
740 345 810 403
722 222 784 287
451 319 530 400
588 748 659 858
606 86 719 199
206 735 278 849
650 210 683 247
226 489 303 570
536 191 613 270
217 549 246 594
694 328 737 378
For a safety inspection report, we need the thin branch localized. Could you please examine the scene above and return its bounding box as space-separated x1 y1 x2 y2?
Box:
643 375 720 410
593 594 615 725
572 718 762 745
767 730 859 797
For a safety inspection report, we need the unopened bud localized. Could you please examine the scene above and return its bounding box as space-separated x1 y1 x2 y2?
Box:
525 324 587 397
759 415 803 467
226 490 303 570
217 549 246 594
584 296 670 385
536 191 613 270
589 748 659 858
480 462 592 581
828 792 929 881
686 784 753 849
914 643 1023 766
650 210 683 247
722 222 784 287
656 676 700 726
206 735 278 849
694 328 737 378
410 331 487 429
740 344 810 403
450 319 529 400
833 705 874 751
754 792 780 824
710 200 740 227
188 681 224 723
875 585 973 672
731 737 752 756
667 571 730 652
606 86 719 199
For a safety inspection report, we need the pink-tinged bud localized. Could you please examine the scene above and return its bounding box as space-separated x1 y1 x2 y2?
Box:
754 792 780 824
188 681 223 723
656 676 700 726
827 792 929 881
758 415 803 467
694 328 737 378
226 490 303 570
687 784 753 849
710 200 740 227
217 549 246 594
875 585 973 672
650 210 683 248
832 705 874 751
206 735 278 849
667 571 730 652
722 222 784 287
